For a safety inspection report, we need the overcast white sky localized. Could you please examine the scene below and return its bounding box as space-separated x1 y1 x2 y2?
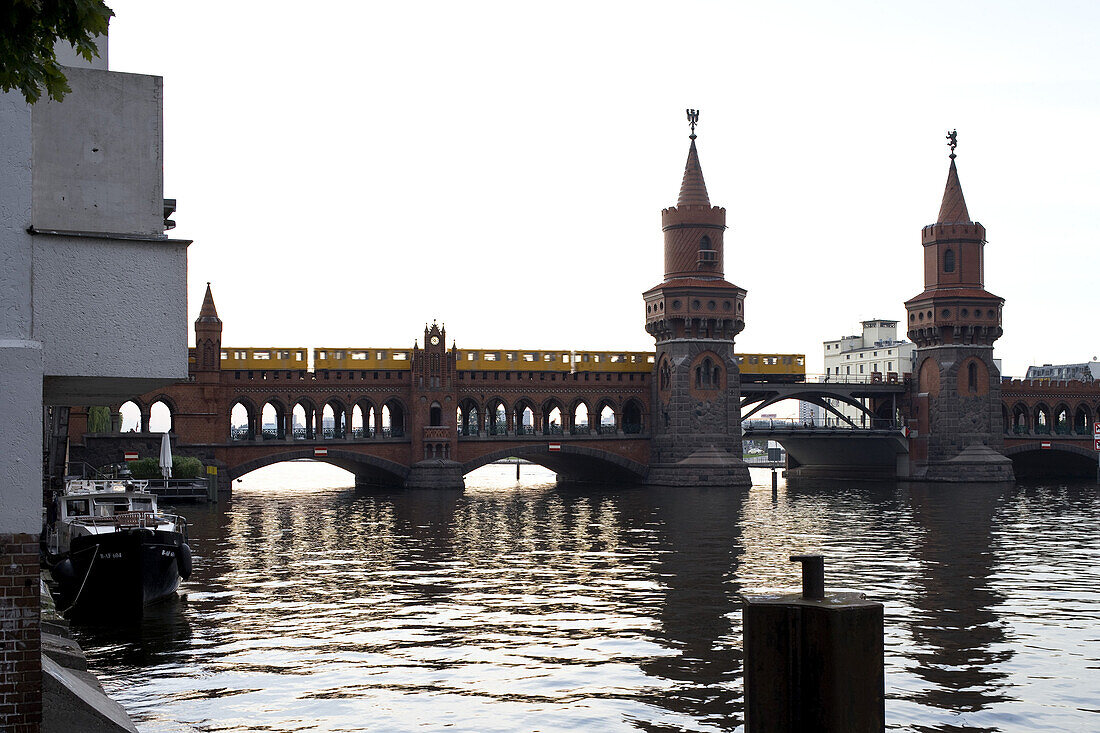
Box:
105 0 1100 377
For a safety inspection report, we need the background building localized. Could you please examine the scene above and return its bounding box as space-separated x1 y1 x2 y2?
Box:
821 319 913 425
1025 360 1100 381
0 33 188 727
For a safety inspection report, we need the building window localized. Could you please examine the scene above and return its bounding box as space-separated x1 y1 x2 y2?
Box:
968 362 978 393
944 249 956 273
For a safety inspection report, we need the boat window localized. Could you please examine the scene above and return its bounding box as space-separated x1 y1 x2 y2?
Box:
131 498 154 512
66 499 90 516
94 500 129 517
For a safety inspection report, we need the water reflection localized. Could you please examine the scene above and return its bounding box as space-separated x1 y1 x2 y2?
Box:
640 488 748 730
72 467 1100 733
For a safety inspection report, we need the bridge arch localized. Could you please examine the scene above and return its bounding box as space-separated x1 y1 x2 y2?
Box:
623 398 645 434
457 398 480 436
259 397 287 440
512 398 537 435
382 398 407 438
1053 403 1071 435
742 389 879 427
230 397 258 441
1073 403 1092 435
148 395 176 433
570 399 591 434
350 398 370 438
594 398 619 434
1002 442 1097 478
541 398 565 435
485 397 507 435
226 448 409 488
1009 402 1029 434
291 397 317 440
1033 402 1052 435
462 444 646 484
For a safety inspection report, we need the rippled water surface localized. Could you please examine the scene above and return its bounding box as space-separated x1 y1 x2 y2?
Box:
76 464 1100 732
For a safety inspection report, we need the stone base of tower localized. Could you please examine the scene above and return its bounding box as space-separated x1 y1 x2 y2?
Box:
908 444 1015 483
645 447 752 488
403 460 466 490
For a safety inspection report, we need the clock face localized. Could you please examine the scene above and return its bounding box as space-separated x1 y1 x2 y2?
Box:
430 336 440 346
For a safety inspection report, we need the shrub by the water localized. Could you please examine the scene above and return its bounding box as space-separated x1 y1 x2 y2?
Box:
128 456 203 479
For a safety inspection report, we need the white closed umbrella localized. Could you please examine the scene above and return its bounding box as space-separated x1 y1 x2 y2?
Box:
159 432 173 484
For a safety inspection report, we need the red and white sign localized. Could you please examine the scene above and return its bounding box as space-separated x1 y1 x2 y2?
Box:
548 443 561 452
1041 441 1052 450
1094 439 1100 452
123 451 138 461
314 447 327 457
1094 422 1100 439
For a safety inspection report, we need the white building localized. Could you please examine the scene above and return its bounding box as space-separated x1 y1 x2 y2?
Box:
822 319 914 425
0 32 188 725
1025 360 1100 382
798 401 825 424
824 319 913 381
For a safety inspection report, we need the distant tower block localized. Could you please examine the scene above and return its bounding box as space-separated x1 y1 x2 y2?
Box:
903 132 1014 482
643 110 751 487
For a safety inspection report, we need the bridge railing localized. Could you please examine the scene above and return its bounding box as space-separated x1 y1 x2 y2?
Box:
743 417 903 430
795 373 907 385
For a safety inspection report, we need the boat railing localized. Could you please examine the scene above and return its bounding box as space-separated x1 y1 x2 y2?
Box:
65 479 150 494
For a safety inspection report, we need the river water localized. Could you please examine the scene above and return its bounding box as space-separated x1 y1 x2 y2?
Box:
73 464 1100 732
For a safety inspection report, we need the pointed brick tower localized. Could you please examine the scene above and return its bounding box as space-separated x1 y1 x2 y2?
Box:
643 111 751 487
904 135 1013 481
194 283 222 377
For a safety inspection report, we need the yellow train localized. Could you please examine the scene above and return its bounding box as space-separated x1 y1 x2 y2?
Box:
205 346 805 381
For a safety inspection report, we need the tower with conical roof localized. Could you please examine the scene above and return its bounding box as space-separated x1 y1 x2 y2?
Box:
194 282 223 376
643 111 751 487
903 133 1013 481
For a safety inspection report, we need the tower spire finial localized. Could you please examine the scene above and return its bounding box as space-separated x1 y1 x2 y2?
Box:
946 128 958 160
686 109 699 140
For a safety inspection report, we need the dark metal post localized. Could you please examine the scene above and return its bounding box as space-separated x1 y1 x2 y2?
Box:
742 555 884 732
790 554 824 599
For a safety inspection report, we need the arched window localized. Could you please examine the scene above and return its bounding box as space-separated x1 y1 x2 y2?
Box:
944 249 955 273
698 235 716 264
660 361 671 390
967 362 977 393
429 402 442 426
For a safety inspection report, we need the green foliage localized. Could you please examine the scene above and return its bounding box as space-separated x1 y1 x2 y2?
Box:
86 405 116 433
173 456 203 480
126 456 204 480
0 0 115 103
127 457 162 479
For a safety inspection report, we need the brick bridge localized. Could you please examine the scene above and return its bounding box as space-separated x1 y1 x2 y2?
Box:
65 123 1100 488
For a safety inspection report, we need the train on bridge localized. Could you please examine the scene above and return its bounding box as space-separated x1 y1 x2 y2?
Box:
205 347 807 382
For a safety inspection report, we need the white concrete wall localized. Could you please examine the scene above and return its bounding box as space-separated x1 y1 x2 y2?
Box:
34 235 189 404
53 35 108 71
32 67 163 236
0 90 44 534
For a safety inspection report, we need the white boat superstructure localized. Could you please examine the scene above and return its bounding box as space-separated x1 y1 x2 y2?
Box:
46 480 186 557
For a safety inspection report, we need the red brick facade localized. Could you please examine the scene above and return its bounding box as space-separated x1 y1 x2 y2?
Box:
0 533 42 732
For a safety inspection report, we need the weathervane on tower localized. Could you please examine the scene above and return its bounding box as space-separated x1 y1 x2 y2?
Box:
946 128 958 159
686 109 699 140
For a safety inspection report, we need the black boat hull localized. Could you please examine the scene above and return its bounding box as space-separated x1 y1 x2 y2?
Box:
58 528 183 617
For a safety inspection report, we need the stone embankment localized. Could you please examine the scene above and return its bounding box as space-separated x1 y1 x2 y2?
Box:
40 578 138 733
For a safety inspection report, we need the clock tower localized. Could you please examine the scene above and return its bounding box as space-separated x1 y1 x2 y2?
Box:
405 321 465 489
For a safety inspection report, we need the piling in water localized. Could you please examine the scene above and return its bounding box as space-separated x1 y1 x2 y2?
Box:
741 555 884 732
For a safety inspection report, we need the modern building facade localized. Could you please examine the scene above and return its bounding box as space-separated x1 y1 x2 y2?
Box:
0 34 188 727
821 319 913 425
